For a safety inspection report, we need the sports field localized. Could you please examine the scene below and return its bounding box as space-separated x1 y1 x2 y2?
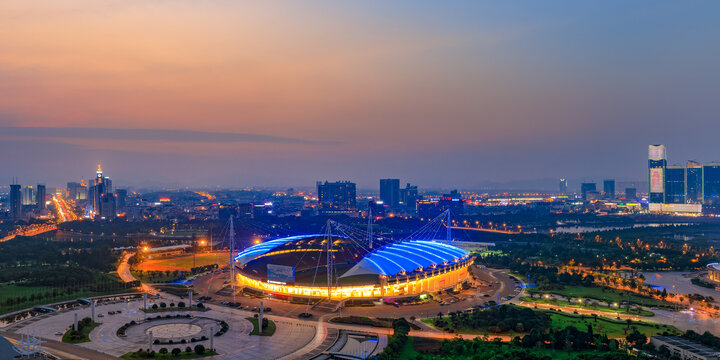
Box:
137 252 231 272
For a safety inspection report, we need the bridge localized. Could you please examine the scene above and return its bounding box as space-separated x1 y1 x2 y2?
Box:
0 224 58 242
450 226 521 234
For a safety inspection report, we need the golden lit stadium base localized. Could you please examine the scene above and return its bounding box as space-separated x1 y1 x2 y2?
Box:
233 234 474 300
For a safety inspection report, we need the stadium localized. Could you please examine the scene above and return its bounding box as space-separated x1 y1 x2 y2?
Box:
233 234 474 300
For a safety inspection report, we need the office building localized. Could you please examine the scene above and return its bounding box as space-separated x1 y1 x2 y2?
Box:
67 182 81 200
687 161 703 203
380 179 400 208
664 166 685 204
650 336 720 360
21 186 34 206
603 179 615 199
317 181 357 214
99 193 116 219
704 163 720 205
625 187 637 201
36 184 46 211
648 144 667 204
9 184 22 220
115 189 127 212
580 183 596 202
399 183 418 211
559 179 568 194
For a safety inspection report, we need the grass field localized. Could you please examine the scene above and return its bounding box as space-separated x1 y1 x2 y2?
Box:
527 286 672 308
137 253 230 272
548 312 680 338
423 310 680 338
520 296 655 316
246 317 276 336
396 339 625 360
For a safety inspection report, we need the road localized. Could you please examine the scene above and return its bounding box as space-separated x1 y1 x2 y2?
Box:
117 252 157 294
2 332 119 360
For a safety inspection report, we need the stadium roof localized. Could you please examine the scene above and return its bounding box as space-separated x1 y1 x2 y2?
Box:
340 240 470 277
234 234 329 266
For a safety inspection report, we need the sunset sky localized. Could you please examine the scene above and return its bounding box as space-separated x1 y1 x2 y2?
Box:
2 1 719 189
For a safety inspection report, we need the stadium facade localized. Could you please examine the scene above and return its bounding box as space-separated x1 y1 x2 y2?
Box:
233 234 474 299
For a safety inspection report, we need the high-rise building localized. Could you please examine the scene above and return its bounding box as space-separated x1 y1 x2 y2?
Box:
664 166 685 204
379 179 400 208
67 182 80 200
115 189 127 212
648 144 667 204
100 193 116 219
559 179 568 194
399 183 419 211
686 161 703 203
625 188 637 201
580 183 596 201
36 184 46 211
603 179 615 200
417 190 464 218
703 163 720 205
9 183 22 220
22 186 34 206
317 181 357 214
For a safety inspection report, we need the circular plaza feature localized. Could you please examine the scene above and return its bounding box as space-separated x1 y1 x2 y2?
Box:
234 234 474 300
146 323 202 339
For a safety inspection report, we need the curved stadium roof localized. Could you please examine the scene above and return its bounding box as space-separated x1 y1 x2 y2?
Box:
234 234 470 278
340 240 470 277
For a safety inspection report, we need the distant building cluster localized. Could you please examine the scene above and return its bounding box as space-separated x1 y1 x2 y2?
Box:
648 144 720 214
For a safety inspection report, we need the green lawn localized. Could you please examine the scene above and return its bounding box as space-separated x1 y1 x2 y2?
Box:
527 286 672 308
246 317 276 336
422 310 680 338
548 312 680 338
397 337 421 360
396 340 627 360
131 270 181 284
62 322 101 343
520 296 655 316
120 350 218 359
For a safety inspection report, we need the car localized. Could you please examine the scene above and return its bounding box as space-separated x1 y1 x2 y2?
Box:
55 331 63 336
263 307 271 312
98 314 104 317
116 310 122 314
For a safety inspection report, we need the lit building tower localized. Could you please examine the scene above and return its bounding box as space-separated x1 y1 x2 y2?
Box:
648 145 667 204
664 166 686 204
686 161 703 203
317 181 357 215
603 179 615 200
559 179 568 195
36 184 46 211
399 183 419 212
10 182 22 220
703 163 720 205
380 179 400 208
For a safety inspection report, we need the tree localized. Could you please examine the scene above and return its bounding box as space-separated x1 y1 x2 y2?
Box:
152 303 158 310
160 302 167 308
159 348 169 354
171 348 182 357
194 344 206 354
626 330 647 348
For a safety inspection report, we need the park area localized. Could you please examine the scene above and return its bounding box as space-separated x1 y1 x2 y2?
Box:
527 286 673 309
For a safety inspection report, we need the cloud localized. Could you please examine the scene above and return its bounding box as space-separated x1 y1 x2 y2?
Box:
0 126 337 145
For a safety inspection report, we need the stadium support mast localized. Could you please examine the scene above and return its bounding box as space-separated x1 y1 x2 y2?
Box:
368 207 373 249
326 220 333 302
446 209 452 242
229 215 236 303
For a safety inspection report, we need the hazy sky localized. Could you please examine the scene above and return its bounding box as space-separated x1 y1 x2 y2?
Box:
1 1 719 190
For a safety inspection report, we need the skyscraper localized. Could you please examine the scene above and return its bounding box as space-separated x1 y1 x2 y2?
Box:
603 179 615 200
9 183 22 220
648 144 667 204
664 166 685 204
21 186 34 206
379 179 400 208
317 181 357 214
399 183 419 211
115 189 127 212
703 163 720 205
625 188 637 201
686 161 703 203
580 183 596 201
559 179 568 194
36 184 46 211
